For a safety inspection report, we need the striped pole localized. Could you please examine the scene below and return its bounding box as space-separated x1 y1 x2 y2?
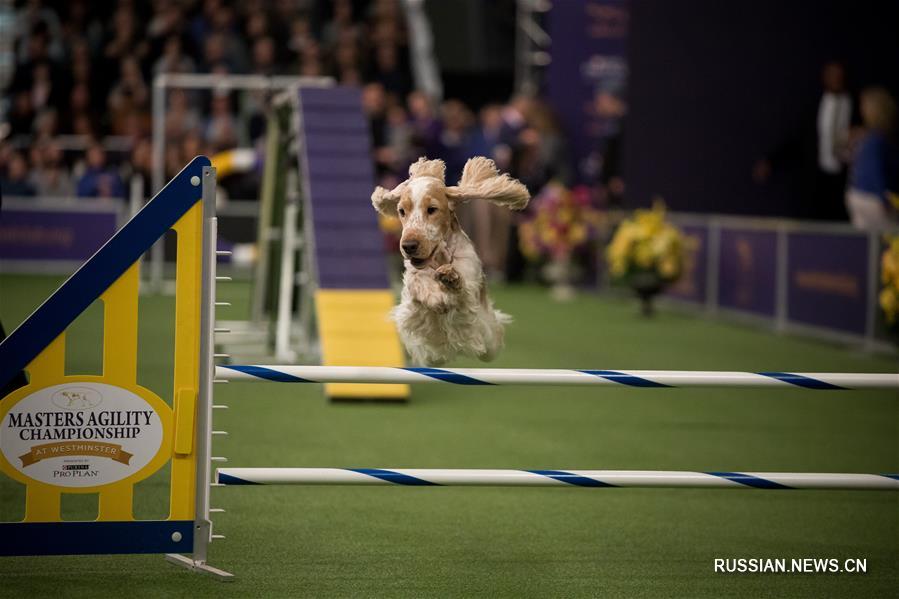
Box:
215 365 899 390
216 468 899 490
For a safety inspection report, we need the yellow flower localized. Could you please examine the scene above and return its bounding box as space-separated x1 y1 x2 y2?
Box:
606 200 684 281
880 287 899 324
569 223 587 244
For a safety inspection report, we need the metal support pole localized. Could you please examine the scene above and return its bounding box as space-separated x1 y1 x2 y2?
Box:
166 166 233 580
775 224 789 332
149 75 167 294
274 170 299 362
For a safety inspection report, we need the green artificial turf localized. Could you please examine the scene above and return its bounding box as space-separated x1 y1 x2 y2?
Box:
1 274 897 598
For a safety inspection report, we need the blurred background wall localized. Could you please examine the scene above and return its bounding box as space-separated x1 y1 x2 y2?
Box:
624 0 899 219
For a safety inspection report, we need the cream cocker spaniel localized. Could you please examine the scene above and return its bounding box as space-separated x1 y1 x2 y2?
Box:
371 157 530 366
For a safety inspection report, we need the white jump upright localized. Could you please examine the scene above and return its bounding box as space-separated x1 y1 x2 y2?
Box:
215 365 899 390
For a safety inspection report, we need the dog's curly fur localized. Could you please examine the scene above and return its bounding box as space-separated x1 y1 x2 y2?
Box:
371 157 530 365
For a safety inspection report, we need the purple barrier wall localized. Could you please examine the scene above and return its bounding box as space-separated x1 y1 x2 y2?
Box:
0 207 119 263
665 224 708 304
786 232 869 335
717 228 778 316
545 0 629 182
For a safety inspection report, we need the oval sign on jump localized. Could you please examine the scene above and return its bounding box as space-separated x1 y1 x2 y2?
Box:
0 382 164 488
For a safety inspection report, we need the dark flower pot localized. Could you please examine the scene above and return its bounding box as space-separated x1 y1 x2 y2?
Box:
629 271 665 317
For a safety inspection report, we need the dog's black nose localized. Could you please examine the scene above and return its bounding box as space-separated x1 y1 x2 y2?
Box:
401 241 419 255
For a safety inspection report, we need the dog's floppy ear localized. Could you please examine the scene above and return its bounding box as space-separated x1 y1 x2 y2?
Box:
445 157 530 210
371 180 407 216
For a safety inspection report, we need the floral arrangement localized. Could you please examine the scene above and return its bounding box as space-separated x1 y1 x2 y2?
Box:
518 183 605 260
879 236 899 326
606 201 684 285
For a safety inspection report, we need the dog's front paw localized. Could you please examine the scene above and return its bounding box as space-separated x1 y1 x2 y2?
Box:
435 264 461 290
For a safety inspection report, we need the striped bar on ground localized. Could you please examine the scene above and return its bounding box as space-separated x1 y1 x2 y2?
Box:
215 365 899 389
216 469 899 490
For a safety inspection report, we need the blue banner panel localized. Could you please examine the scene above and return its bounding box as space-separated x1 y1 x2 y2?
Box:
0 206 119 262
0 520 194 556
545 0 629 182
717 228 778 316
666 224 708 304
787 232 869 335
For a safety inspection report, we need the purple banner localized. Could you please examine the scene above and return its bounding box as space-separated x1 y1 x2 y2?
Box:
787 232 869 335
545 0 628 182
0 208 119 262
666 224 708 304
717 228 778 316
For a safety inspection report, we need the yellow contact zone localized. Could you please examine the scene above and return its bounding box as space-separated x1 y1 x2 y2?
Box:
315 289 410 399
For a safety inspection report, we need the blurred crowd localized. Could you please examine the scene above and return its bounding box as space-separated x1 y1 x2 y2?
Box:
0 0 570 215
0 0 419 199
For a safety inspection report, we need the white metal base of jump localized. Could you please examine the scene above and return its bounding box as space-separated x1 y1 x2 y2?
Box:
216 468 899 490
165 553 234 580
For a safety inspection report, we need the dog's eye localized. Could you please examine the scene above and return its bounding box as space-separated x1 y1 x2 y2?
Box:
398 208 405 217
427 206 437 215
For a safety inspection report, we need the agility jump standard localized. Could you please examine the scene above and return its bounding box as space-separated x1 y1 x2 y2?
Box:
216 365 899 389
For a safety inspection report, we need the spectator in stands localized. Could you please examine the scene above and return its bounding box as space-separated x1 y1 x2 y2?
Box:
299 40 325 77
407 90 440 153
334 39 362 84
362 82 389 173
7 91 35 138
204 94 238 152
129 137 153 188
76 143 124 200
384 103 413 173
470 104 510 168
103 6 145 66
322 0 359 50
32 108 58 140
251 36 278 76
429 99 474 185
153 35 197 76
845 87 899 230
287 16 314 57
469 104 514 279
29 140 73 197
244 11 270 42
108 56 149 134
510 100 572 193
165 89 201 142
0 152 37 197
371 42 410 99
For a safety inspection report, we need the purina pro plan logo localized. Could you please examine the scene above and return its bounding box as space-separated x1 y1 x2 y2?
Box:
1 382 164 488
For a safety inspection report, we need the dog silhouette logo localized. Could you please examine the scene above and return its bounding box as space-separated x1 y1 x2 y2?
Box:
51 387 103 410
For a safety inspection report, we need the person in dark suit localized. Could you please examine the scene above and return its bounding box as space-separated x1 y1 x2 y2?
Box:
754 61 855 220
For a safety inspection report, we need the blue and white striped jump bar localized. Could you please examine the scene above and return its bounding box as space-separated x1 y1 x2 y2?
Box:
216 365 899 390
216 468 899 490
